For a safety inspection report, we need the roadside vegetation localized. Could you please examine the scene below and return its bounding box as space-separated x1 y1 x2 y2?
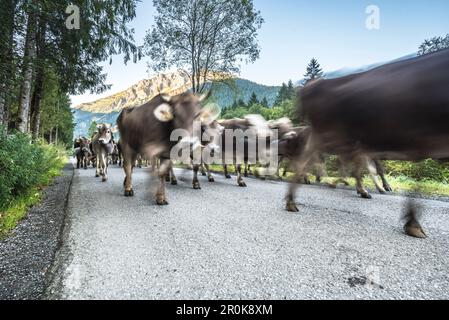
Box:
0 127 68 237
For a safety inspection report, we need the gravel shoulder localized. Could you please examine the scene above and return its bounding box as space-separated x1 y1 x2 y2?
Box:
0 163 74 300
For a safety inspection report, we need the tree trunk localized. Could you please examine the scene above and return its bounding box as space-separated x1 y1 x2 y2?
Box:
16 10 37 133
0 0 17 128
31 70 44 140
31 19 46 141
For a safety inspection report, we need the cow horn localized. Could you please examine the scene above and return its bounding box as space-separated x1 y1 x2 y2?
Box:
199 90 212 103
161 94 172 102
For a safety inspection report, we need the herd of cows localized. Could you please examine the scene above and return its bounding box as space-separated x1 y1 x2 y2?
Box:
73 49 449 240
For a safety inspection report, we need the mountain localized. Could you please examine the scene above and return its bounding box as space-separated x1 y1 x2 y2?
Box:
72 71 281 137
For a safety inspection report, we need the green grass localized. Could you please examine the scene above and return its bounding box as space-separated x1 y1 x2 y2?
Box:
0 149 67 239
182 163 449 197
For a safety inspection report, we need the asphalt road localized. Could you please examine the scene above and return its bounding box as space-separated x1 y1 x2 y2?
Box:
47 160 449 299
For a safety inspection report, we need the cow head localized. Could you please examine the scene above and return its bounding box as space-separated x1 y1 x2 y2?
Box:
96 124 116 145
153 92 220 150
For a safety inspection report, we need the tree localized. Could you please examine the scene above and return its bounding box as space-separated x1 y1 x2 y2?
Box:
260 97 268 108
88 121 98 138
418 34 449 55
248 92 259 106
144 0 264 93
303 58 324 85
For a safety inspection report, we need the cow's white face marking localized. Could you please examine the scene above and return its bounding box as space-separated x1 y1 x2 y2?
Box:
154 103 174 122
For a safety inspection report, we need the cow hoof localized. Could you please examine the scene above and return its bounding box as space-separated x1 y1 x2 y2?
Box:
102 178 107 182
156 198 169 205
225 174 232 179
384 185 393 192
360 192 372 199
193 182 201 189
95 174 100 178
201 172 206 176
286 201 299 212
208 177 215 182
238 181 247 187
124 189 134 197
404 225 427 239
171 179 178 185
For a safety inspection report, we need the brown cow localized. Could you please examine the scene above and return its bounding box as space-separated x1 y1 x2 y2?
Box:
74 136 91 170
116 92 216 205
216 115 274 187
91 123 115 182
287 48 449 238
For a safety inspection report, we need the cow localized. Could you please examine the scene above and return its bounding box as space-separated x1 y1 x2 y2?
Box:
286 48 449 238
73 136 91 169
110 140 120 165
91 123 115 182
217 115 273 187
116 92 218 206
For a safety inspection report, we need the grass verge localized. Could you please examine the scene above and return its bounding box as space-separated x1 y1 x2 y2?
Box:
0 147 67 239
186 164 449 197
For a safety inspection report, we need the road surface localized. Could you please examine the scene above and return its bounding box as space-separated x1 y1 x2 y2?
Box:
47 161 449 299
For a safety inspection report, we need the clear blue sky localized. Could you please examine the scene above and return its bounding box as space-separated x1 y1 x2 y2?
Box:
71 0 449 106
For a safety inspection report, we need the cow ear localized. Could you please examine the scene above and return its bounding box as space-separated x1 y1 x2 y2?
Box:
97 124 102 130
154 103 174 122
200 103 220 125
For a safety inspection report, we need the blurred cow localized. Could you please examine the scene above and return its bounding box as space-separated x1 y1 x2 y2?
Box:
287 48 449 238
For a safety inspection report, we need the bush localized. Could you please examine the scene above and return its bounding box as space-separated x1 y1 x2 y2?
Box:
0 128 66 211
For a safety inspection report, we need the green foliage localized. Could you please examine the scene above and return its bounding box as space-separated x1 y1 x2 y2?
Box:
302 58 324 85
144 0 264 93
418 34 449 56
88 121 98 138
0 127 66 212
274 80 296 105
384 160 449 183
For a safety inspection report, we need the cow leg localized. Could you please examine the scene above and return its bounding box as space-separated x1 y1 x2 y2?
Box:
200 163 207 176
244 162 249 177
223 165 232 179
204 163 214 182
374 160 393 192
286 139 317 212
101 152 108 182
236 164 246 187
403 196 427 238
123 147 137 197
366 158 386 194
169 163 177 185
156 159 170 205
95 154 101 177
76 156 81 169
354 156 371 199
192 163 201 189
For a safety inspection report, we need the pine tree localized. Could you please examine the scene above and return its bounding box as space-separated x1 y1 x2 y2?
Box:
287 80 295 100
260 97 269 108
248 92 259 106
274 82 288 106
303 58 324 85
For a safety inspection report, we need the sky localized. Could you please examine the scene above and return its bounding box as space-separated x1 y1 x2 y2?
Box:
70 0 449 106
